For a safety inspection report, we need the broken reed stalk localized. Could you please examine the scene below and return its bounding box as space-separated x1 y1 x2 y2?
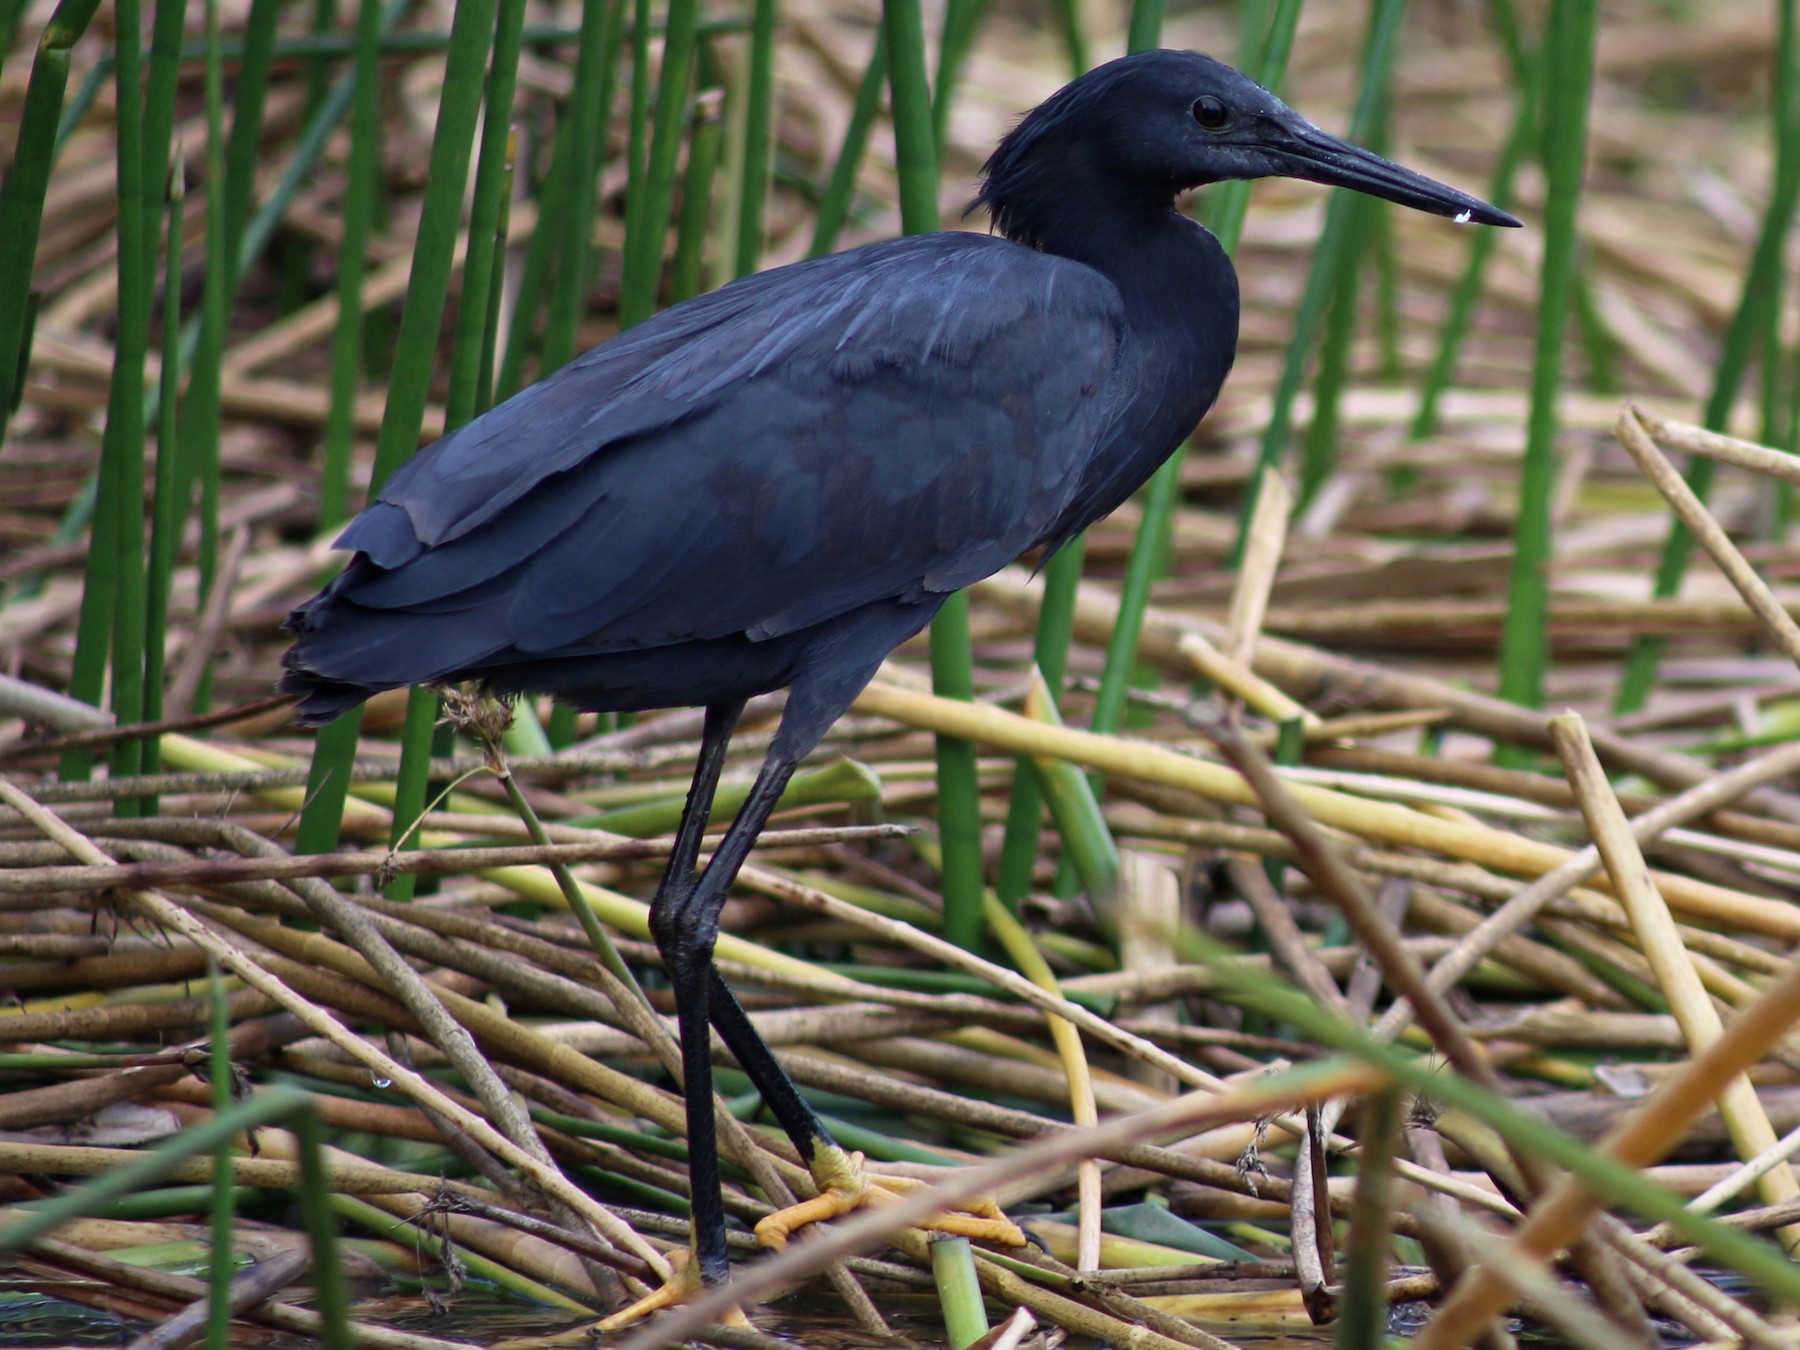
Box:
1612 406 1800 673
1414 945 1800 1348
1551 711 1800 1248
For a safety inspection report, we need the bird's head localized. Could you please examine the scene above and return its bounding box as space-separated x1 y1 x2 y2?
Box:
978 49 1519 252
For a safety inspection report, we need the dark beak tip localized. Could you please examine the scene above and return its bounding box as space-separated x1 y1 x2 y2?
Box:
1471 204 1524 229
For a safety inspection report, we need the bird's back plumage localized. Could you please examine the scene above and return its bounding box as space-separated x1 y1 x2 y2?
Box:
282 232 1133 722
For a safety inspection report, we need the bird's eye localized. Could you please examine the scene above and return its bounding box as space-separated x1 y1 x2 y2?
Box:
1191 95 1229 130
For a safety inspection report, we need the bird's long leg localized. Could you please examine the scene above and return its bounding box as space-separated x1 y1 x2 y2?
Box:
640 699 749 1297
687 725 1027 1254
707 971 1021 1250
664 700 747 891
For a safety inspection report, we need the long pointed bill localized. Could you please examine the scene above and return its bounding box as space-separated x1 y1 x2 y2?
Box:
1275 121 1521 228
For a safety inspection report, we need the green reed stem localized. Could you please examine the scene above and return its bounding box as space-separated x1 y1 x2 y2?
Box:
1238 0 1405 546
932 0 990 146
100 0 150 799
1300 144 1382 508
618 0 701 328
0 0 102 442
388 0 528 901
1769 0 1800 534
674 87 725 299
1614 4 1800 710
1333 1084 1399 1350
1410 99 1528 440
132 0 187 801
539 0 624 373
1496 0 1595 723
994 538 1084 912
447 12 526 433
298 0 502 854
317 0 387 531
809 29 885 258
931 1236 988 1348
1052 0 1085 77
732 0 775 275
205 960 233 1350
1126 0 1163 60
142 164 184 806
627 0 651 208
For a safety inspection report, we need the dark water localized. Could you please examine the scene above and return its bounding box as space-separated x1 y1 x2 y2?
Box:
0 1278 1722 1348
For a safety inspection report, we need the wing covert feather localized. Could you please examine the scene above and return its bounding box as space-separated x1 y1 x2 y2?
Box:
330 232 1125 662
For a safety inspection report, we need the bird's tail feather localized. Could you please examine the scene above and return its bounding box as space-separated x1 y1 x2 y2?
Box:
277 656 385 727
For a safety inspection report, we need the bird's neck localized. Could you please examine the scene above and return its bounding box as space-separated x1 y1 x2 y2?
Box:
1020 197 1240 554
1027 199 1238 392
994 180 1230 329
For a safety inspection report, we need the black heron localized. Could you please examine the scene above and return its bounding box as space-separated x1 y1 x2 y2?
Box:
282 48 1517 1318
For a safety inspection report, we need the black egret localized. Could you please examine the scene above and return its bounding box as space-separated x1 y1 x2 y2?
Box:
282 47 1518 1319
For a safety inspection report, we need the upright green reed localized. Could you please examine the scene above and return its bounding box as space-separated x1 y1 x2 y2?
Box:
618 0 701 328
1333 1084 1399 1350
298 0 504 854
874 0 983 951
535 0 624 378
1614 4 1800 712
66 0 160 807
1765 0 1799 499
1053 0 1087 79
143 164 184 807
385 0 529 900
0 0 101 445
1496 0 1595 729
103 0 150 799
732 0 776 276
205 961 233 1350
1238 0 1404 536
932 0 990 143
673 82 725 299
1409 20 1529 439
626 0 651 209
139 0 184 246
317 0 387 532
137 0 189 796
201 0 278 713
809 30 885 258
1299 182 1373 504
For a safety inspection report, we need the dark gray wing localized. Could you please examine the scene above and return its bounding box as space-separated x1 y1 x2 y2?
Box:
299 232 1125 684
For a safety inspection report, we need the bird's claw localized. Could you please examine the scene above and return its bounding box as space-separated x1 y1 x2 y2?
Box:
753 1148 1027 1251
595 1249 751 1333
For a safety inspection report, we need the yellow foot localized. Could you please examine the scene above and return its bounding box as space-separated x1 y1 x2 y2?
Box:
753 1148 1028 1251
595 1250 751 1333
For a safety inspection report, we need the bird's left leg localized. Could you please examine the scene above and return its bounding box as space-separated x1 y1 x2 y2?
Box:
601 701 748 1331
